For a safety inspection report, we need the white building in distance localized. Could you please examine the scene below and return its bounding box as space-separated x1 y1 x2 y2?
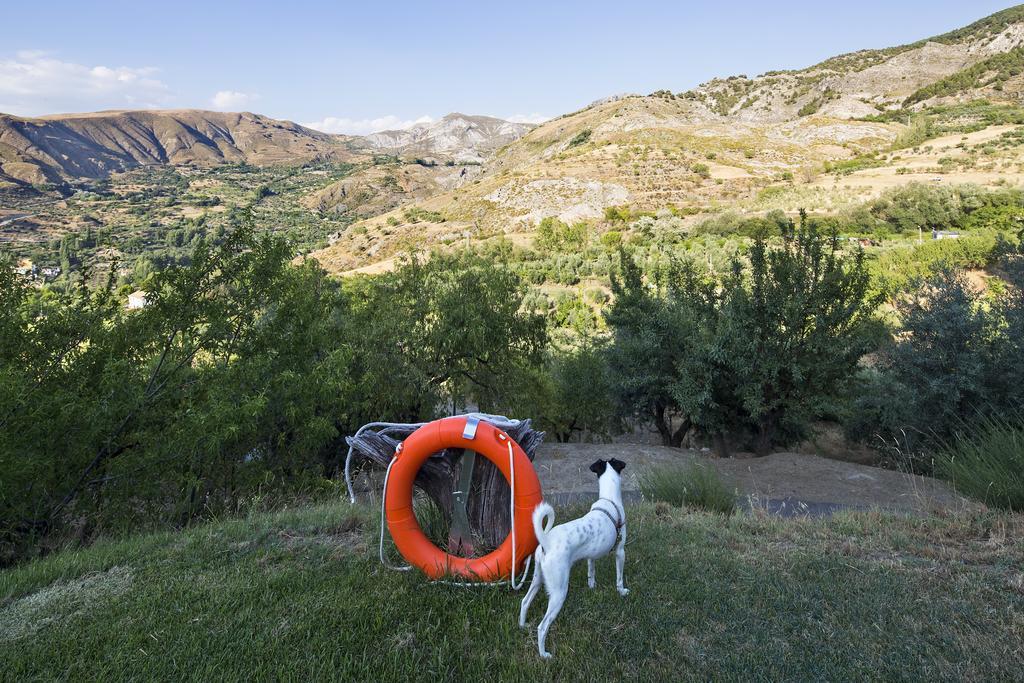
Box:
127 291 148 310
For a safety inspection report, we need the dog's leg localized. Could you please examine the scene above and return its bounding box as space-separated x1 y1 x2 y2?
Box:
536 568 568 660
587 559 596 589
615 527 629 596
519 549 544 628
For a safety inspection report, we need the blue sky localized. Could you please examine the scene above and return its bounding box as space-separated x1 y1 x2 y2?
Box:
0 1 1015 133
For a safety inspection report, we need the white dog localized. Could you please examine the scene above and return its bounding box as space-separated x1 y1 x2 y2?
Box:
519 458 628 659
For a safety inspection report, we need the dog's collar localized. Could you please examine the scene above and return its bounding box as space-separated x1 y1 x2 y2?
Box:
592 497 624 530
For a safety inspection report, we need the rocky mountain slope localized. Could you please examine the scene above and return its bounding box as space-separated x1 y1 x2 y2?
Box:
684 5 1024 122
302 159 484 219
0 110 355 187
308 5 1024 273
355 113 533 163
5 6 1024 276
0 109 532 192
302 113 532 219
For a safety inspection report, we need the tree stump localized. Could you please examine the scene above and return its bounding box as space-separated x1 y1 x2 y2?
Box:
346 419 544 550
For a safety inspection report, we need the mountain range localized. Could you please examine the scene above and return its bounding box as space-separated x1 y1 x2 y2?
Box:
309 6 1024 271
0 110 353 187
4 5 1024 273
0 110 531 189
357 113 533 163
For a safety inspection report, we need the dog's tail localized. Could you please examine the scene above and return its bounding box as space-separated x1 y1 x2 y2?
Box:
532 501 555 552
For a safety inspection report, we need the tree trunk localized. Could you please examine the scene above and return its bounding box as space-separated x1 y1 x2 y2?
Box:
712 432 731 458
754 419 775 457
654 404 673 447
654 404 690 448
346 420 545 549
670 418 692 448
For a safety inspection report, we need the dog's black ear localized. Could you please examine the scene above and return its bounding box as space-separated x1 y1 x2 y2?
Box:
589 459 607 475
609 458 626 474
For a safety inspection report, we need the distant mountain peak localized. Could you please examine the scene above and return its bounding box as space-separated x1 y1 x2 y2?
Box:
361 113 533 163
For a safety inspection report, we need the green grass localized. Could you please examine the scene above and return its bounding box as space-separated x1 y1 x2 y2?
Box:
3 501 1023 680
638 462 736 514
938 415 1024 511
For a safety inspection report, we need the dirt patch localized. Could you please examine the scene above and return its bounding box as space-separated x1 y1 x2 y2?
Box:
484 176 630 225
534 443 972 515
0 566 133 642
708 163 753 180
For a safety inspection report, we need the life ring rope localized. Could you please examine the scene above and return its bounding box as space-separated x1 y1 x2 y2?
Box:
504 434 529 590
378 454 413 572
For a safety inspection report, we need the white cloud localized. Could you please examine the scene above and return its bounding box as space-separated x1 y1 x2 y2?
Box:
505 113 550 125
211 90 256 110
302 114 434 135
0 50 171 115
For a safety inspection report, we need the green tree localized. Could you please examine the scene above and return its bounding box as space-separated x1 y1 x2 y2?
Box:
672 214 879 455
847 269 999 470
346 251 547 419
0 221 361 562
605 251 704 446
536 343 616 442
534 217 589 252
715 216 878 454
869 183 963 234
58 234 76 273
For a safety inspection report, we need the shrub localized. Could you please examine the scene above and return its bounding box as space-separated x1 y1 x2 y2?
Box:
1 225 357 562
534 217 588 251
868 182 962 233
891 114 934 150
870 232 1000 295
402 207 444 223
568 129 592 147
798 98 822 117
604 206 631 223
600 230 623 248
253 185 275 200
693 209 789 238
639 462 735 514
825 156 883 176
847 260 1024 468
937 415 1024 511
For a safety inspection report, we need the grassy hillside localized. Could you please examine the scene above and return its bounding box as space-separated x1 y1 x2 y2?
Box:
2 501 1023 680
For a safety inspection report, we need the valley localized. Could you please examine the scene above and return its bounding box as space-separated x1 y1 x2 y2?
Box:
4 7 1024 310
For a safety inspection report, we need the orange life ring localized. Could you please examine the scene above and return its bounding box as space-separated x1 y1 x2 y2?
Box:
384 416 542 581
